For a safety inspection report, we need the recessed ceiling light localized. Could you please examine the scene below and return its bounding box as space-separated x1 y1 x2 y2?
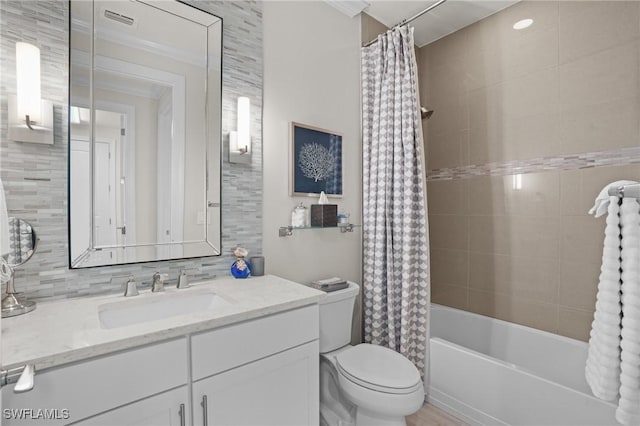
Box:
513 18 533 30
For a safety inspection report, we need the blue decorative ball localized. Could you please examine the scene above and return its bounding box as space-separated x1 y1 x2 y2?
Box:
231 259 251 279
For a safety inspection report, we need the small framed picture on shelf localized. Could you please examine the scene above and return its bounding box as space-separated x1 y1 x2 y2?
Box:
290 122 343 197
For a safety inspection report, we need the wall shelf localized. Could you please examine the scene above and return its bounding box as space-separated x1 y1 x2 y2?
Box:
278 224 359 237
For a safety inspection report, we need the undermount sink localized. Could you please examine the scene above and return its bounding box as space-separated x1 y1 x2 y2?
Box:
98 291 232 329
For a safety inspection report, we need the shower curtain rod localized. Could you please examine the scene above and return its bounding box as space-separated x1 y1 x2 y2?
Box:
609 183 640 199
363 0 448 48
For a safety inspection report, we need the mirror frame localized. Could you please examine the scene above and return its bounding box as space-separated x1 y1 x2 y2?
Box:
68 0 223 268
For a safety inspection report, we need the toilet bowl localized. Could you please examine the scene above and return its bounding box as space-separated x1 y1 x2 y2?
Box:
318 283 424 426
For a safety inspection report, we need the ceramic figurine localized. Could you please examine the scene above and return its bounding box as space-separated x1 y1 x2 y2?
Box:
231 247 251 279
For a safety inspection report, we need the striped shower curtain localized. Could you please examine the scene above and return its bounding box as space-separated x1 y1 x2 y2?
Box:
361 26 431 376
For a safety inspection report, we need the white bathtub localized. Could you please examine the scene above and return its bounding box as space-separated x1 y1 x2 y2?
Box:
428 304 619 426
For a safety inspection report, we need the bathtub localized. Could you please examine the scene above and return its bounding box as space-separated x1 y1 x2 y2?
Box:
428 304 618 426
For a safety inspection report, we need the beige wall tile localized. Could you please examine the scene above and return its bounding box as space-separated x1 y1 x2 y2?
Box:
468 172 560 216
558 307 594 342
559 1 640 64
500 112 561 161
468 289 558 333
468 86 505 164
469 252 559 303
432 283 468 311
559 260 600 310
560 170 583 216
560 215 606 264
500 26 559 84
502 67 560 120
559 41 639 111
427 179 468 215
425 27 469 67
427 129 469 170
431 248 468 287
427 54 467 107
560 97 640 154
427 97 469 137
467 175 508 216
469 215 560 259
463 48 503 92
429 214 468 251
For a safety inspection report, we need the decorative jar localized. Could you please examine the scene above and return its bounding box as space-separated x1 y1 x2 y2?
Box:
231 247 251 279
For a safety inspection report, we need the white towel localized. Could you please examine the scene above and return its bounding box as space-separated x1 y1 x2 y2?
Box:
586 194 623 401
617 197 640 425
586 181 640 425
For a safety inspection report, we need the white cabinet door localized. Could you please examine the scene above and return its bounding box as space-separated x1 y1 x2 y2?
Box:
193 341 319 426
74 386 189 426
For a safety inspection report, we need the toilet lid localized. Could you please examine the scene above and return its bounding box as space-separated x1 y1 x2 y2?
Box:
336 344 421 393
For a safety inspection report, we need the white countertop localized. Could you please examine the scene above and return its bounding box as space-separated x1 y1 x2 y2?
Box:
1 275 325 371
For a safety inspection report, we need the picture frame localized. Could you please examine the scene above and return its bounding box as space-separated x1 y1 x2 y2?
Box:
290 122 343 197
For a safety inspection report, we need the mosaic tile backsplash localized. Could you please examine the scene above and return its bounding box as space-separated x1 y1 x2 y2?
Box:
0 0 263 301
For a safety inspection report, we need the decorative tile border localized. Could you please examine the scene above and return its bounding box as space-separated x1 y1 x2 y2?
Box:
427 146 640 181
0 1 263 301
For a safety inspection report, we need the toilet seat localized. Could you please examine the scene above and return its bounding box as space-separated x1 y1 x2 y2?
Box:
336 344 422 394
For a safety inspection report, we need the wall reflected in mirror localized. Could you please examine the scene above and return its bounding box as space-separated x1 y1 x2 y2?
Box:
69 0 222 268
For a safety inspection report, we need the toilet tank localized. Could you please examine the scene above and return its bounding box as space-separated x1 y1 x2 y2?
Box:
318 282 360 353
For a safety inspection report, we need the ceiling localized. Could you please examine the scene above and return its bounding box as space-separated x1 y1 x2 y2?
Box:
363 0 519 47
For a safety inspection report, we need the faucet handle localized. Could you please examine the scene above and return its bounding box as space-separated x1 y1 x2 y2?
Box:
124 275 139 297
177 269 190 289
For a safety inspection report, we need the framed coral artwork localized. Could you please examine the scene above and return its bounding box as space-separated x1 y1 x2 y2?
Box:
290 122 343 197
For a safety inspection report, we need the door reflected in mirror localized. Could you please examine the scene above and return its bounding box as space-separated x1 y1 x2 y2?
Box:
69 0 222 268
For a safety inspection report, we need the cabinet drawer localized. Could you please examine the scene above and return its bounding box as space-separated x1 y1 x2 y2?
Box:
2 338 188 425
191 305 318 381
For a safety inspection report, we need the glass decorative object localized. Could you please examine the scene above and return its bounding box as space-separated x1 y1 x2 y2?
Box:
291 203 307 228
231 247 251 279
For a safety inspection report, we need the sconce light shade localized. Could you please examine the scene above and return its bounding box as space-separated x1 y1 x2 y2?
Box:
8 42 53 144
16 42 42 125
229 96 251 164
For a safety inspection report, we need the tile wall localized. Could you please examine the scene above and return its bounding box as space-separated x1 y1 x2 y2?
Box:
0 0 263 301
419 1 640 341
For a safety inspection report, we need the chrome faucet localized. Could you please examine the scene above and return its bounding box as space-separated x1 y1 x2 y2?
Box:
151 272 168 292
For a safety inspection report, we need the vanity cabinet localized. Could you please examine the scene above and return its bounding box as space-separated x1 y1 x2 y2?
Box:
2 305 319 426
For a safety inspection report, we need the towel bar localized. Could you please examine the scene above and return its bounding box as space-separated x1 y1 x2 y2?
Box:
608 183 640 199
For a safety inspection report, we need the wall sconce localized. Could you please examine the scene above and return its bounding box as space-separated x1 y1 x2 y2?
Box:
8 42 53 144
229 96 251 164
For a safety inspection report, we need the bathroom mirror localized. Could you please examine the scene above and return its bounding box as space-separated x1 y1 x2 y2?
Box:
69 0 222 268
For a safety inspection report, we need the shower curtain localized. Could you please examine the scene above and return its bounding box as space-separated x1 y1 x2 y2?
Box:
361 26 430 376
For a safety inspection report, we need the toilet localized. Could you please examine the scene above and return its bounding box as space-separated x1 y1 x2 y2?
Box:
319 282 424 426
